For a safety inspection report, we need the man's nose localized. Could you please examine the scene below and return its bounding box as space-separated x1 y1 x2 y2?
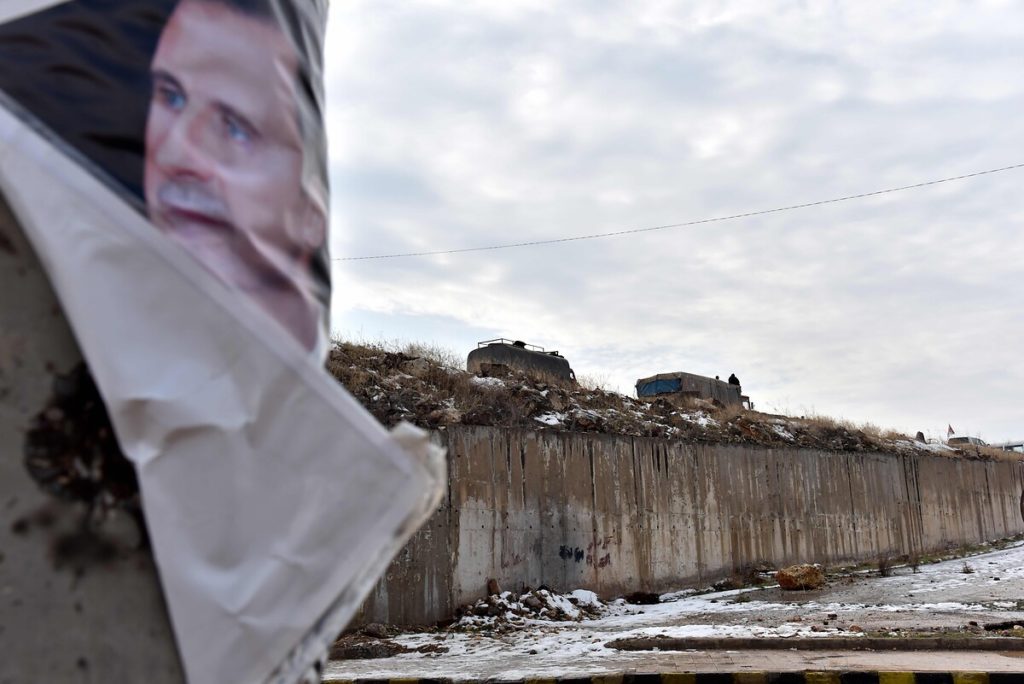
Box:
155 110 216 179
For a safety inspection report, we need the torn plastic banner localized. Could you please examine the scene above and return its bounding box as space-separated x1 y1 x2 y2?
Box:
0 2 445 683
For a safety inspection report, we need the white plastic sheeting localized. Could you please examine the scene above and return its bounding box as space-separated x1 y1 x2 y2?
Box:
0 90 445 684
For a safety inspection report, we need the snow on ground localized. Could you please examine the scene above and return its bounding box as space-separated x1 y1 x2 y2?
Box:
469 376 506 388
771 424 795 441
324 541 1024 681
677 411 718 428
906 440 959 453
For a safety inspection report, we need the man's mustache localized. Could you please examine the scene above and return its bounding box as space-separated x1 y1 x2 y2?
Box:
155 180 231 224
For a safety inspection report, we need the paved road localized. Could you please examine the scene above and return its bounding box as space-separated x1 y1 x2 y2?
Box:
325 648 1024 680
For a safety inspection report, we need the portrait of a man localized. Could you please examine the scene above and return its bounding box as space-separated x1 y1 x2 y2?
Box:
145 0 330 352
0 0 331 353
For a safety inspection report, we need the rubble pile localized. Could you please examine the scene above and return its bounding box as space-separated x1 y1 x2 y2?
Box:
326 340 1008 460
329 588 616 659
453 588 610 634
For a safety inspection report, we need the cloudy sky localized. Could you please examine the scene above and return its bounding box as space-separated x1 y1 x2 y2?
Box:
323 1 1024 443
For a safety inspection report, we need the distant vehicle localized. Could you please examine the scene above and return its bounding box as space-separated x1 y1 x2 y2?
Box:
467 338 575 382
947 436 987 447
635 371 749 408
989 440 1024 454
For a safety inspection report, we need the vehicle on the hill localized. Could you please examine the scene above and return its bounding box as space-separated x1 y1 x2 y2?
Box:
635 371 750 408
467 338 575 383
948 436 987 447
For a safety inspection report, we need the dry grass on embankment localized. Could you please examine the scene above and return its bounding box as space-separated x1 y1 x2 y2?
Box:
327 338 1022 462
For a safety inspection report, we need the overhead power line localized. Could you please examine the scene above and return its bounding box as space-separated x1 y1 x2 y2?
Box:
334 162 1024 261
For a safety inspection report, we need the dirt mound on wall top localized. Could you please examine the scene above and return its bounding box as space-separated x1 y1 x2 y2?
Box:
326 340 1012 461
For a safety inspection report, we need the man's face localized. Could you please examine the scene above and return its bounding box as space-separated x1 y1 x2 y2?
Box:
144 0 324 296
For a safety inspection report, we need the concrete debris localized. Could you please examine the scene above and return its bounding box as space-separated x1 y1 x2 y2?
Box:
453 588 608 634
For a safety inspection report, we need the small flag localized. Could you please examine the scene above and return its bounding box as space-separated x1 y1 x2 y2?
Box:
947 424 955 437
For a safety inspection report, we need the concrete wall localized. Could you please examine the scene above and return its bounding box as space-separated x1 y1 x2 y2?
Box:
0 193 184 682
358 425 1024 626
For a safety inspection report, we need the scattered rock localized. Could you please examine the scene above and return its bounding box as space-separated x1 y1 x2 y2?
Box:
523 595 543 610
360 623 392 639
399 357 431 377
426 407 462 426
849 625 863 633
567 409 604 431
415 644 449 655
328 638 409 660
548 391 567 412
776 564 826 591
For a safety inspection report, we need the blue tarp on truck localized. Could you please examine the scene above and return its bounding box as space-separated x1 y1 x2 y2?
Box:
636 378 683 396
635 371 746 407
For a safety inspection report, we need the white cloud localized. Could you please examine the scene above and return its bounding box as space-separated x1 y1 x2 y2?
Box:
325 1 1024 442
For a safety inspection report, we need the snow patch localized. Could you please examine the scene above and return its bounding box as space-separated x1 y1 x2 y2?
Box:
771 424 795 441
471 376 506 388
679 411 718 428
569 589 602 608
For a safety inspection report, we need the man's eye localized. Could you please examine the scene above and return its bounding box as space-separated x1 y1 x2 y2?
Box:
156 84 185 110
223 114 256 143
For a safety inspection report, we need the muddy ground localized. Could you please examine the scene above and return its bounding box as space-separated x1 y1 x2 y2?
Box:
324 539 1024 681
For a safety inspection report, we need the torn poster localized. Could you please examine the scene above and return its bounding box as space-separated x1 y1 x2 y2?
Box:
0 1 445 682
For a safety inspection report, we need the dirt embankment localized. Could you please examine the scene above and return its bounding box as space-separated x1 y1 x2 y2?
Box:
326 341 1015 461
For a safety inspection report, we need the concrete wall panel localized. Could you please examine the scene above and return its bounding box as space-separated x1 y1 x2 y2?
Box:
0 193 184 682
357 426 1024 626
